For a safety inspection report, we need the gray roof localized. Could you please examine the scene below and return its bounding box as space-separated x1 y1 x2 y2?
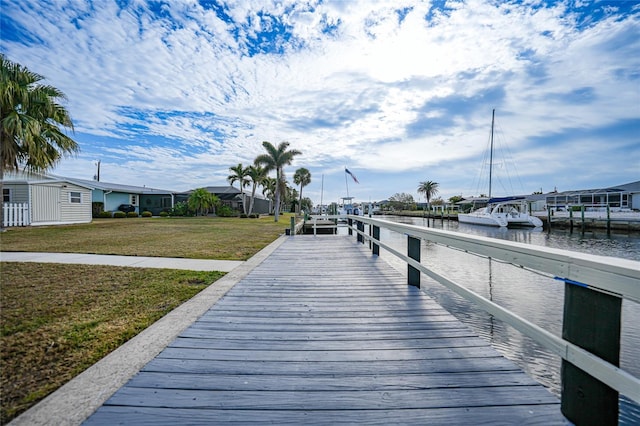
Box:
1 171 96 190
61 176 176 195
549 180 640 196
180 186 268 201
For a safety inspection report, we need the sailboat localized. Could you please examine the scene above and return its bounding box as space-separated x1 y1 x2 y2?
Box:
458 110 543 228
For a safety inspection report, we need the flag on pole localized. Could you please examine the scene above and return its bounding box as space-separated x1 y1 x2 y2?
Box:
345 168 359 184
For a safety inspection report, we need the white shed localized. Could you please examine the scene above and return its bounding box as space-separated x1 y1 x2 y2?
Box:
2 172 93 226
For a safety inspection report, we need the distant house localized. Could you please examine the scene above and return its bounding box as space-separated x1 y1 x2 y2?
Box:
63 177 176 215
545 181 640 212
178 186 272 215
2 172 92 226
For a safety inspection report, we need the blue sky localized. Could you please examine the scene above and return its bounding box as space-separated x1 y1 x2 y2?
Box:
1 0 639 204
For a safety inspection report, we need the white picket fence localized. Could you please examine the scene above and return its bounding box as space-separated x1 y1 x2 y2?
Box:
3 203 30 227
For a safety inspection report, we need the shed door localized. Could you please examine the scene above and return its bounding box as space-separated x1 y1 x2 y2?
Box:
31 185 61 222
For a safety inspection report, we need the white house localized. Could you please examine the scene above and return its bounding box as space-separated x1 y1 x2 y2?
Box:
545 181 640 212
2 172 93 227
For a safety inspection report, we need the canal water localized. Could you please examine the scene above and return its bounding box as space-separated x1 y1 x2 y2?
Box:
341 216 640 424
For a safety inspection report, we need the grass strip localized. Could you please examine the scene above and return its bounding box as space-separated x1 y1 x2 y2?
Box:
0 262 224 424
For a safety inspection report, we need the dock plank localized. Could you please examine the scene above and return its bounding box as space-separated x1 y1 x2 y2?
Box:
83 406 564 425
102 386 559 410
84 235 567 424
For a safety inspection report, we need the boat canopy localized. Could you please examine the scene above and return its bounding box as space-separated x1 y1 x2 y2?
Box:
488 196 526 203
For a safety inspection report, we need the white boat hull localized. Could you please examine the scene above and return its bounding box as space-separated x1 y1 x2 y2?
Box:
506 214 543 228
458 202 543 228
458 209 507 227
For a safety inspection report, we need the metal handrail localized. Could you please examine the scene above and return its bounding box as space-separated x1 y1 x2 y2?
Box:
342 215 640 404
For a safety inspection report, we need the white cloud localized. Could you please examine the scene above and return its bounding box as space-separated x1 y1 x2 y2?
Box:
1 0 638 200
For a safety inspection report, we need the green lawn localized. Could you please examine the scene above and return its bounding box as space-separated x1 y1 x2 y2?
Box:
0 215 292 260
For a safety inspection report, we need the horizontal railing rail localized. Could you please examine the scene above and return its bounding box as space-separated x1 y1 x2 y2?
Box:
305 214 349 235
338 214 639 422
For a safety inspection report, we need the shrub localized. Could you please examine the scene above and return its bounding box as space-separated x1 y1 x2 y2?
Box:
127 211 139 218
98 211 112 218
216 205 236 217
169 201 190 217
141 211 153 217
159 211 169 217
92 202 104 218
240 213 248 218
249 214 260 218
113 211 127 218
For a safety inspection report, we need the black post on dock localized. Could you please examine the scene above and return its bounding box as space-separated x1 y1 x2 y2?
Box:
407 236 420 288
348 218 353 236
372 225 380 256
356 220 364 244
561 282 621 425
569 209 574 232
581 205 585 233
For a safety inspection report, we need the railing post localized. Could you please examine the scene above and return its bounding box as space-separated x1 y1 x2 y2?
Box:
407 235 420 288
357 220 364 244
561 283 621 425
348 218 353 236
372 225 380 256
290 216 295 236
368 209 372 250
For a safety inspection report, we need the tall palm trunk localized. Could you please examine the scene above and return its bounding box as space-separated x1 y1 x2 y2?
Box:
274 169 281 221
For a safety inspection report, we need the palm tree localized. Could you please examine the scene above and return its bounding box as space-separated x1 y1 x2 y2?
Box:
188 188 218 216
254 141 301 222
286 186 299 213
245 164 266 215
293 167 311 215
227 163 250 214
417 180 439 213
261 176 277 214
1 55 79 226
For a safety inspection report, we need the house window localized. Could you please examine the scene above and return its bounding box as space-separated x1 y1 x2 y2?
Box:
130 194 138 205
69 191 82 203
2 188 11 203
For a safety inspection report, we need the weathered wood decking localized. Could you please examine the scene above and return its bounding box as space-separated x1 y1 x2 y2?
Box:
84 236 567 424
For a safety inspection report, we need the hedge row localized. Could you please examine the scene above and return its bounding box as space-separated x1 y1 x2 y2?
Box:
96 211 154 218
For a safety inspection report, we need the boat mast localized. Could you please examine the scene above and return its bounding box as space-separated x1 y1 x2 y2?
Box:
320 174 324 213
489 108 495 199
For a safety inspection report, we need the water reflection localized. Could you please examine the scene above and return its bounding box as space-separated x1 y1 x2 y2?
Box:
354 216 639 424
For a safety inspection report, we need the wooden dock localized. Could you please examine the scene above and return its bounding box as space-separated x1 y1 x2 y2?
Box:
84 236 567 424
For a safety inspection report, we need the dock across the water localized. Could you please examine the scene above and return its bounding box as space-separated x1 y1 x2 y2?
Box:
80 235 566 424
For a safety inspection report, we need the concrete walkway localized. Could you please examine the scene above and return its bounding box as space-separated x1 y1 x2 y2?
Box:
0 252 243 272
